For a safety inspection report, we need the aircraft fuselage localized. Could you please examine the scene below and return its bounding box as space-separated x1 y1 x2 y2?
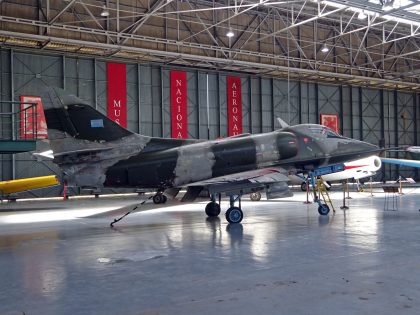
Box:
100 126 378 190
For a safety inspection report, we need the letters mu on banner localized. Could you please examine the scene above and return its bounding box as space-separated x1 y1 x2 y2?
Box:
170 70 188 139
107 63 127 128
227 76 243 136
20 95 48 139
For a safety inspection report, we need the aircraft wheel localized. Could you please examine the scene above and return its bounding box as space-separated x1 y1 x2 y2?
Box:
250 192 261 201
205 201 221 217
161 194 168 203
226 207 243 224
153 193 164 204
318 204 330 215
300 182 307 192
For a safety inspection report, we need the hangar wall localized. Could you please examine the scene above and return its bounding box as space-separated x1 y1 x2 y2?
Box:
0 48 418 197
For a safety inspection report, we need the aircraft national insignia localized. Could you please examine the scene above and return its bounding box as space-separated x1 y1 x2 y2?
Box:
90 119 104 128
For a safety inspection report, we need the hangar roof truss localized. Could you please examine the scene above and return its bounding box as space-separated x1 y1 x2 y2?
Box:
1 0 420 91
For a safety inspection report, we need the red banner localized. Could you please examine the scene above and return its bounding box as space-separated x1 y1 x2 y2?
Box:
170 71 188 139
107 63 127 127
227 76 242 136
20 95 48 139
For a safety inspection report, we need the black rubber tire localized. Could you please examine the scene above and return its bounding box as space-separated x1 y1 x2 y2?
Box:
205 202 221 217
225 207 243 224
318 204 330 215
153 194 164 204
250 192 261 201
300 182 307 192
161 194 168 203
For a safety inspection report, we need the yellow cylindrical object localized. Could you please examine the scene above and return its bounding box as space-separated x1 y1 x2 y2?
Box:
0 175 59 194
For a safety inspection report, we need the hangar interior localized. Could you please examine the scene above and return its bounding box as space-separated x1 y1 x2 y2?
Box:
2 1 420 314
1 1 420 197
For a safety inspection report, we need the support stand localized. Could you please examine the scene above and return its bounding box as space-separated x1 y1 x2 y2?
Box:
303 179 312 204
398 176 404 195
340 181 349 210
345 179 352 199
110 195 154 227
63 180 68 200
370 177 374 197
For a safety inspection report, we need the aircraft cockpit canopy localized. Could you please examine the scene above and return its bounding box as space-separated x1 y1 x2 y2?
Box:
307 126 347 139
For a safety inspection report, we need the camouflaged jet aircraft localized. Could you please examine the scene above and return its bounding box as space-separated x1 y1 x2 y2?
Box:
41 87 379 224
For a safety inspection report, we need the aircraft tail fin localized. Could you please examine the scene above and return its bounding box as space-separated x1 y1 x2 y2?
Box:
41 87 134 144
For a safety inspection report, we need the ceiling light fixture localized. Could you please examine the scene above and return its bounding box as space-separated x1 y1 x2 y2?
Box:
382 0 394 11
358 10 367 20
100 5 110 17
226 29 234 38
321 43 329 53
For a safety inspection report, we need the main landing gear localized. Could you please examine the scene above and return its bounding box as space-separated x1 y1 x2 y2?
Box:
152 192 167 204
204 194 243 224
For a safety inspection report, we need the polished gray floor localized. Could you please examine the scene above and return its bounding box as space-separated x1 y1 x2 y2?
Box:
1 187 420 315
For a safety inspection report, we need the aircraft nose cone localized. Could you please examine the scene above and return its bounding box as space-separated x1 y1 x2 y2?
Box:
328 139 379 165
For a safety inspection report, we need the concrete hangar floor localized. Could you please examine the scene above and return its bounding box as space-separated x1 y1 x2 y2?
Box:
0 187 420 315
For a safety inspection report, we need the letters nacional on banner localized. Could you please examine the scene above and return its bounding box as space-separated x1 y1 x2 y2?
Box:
20 95 48 139
170 71 188 139
227 76 243 136
107 63 127 128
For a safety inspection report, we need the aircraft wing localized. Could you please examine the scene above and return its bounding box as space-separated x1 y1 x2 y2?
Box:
188 167 290 186
182 167 291 201
0 175 59 195
381 158 420 168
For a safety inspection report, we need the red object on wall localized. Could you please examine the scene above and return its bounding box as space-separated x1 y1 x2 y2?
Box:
227 76 243 136
20 95 48 139
320 114 339 133
107 63 127 127
170 70 188 139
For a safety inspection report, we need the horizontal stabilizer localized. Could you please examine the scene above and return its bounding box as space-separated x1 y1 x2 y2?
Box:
53 147 113 158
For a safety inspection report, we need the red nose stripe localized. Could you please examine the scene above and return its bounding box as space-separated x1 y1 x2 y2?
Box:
344 165 368 170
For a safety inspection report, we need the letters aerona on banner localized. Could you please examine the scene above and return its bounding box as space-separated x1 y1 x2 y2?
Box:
107 63 127 128
227 76 243 136
170 71 188 139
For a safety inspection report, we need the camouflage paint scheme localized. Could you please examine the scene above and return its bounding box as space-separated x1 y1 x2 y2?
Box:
41 87 379 199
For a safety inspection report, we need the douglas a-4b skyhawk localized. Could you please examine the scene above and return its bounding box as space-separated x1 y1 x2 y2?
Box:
41 87 379 225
